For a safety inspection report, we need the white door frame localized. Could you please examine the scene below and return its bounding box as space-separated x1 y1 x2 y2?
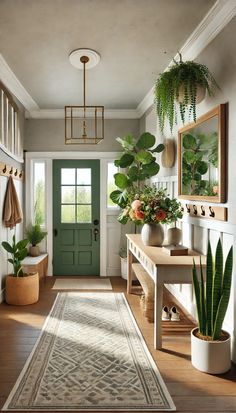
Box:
25 151 120 276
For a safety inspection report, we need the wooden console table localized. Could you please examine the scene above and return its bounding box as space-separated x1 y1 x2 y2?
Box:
126 234 205 350
22 254 48 281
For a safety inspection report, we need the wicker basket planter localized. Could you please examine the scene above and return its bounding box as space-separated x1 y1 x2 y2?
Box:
5 273 39 305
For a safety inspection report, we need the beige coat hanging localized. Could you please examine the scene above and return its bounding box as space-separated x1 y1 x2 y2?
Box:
3 175 23 229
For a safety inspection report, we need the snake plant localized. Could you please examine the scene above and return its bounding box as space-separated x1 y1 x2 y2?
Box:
192 239 233 340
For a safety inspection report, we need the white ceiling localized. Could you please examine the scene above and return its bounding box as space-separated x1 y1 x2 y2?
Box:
0 0 215 111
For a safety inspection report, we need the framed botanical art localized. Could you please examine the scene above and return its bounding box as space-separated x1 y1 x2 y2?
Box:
178 104 226 203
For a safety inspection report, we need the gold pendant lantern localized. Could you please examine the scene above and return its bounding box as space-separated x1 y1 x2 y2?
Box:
65 48 104 145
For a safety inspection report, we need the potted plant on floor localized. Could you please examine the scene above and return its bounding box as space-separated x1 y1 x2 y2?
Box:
154 53 219 132
25 224 47 256
191 239 233 374
1 235 39 305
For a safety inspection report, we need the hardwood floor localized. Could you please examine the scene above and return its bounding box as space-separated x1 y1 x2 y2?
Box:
0 276 235 412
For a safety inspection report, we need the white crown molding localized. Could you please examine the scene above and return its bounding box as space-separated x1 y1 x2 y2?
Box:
26 108 139 119
0 54 39 112
1 0 236 119
137 0 236 117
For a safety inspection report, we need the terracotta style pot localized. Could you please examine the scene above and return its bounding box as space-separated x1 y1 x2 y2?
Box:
177 84 206 104
29 245 40 256
191 327 231 374
5 273 39 305
141 223 164 246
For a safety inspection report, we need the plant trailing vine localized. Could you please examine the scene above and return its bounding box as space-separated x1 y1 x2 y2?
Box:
154 53 219 132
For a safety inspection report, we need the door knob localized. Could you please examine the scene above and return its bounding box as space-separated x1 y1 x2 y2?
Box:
93 219 99 225
54 228 58 237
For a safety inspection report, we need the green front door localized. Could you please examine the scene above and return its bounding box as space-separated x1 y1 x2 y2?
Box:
53 160 100 275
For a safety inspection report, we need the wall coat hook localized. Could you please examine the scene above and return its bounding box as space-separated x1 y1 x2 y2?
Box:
3 165 7 173
201 205 205 216
193 205 198 215
209 206 215 218
9 167 13 174
14 169 18 176
186 204 190 213
19 170 23 178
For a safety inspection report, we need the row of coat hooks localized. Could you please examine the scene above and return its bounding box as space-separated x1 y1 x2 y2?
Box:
181 202 227 222
0 162 24 181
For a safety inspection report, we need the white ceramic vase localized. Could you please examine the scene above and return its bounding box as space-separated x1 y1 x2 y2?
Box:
167 227 182 245
191 327 231 374
141 223 164 246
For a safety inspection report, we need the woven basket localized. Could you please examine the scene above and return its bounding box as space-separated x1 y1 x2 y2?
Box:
5 273 39 305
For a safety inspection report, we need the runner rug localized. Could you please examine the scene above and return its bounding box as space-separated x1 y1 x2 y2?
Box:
3 292 176 411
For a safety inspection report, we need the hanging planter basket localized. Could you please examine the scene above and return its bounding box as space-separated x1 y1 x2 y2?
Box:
154 54 219 132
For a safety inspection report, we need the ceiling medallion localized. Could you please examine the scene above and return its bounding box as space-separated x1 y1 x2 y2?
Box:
65 48 104 145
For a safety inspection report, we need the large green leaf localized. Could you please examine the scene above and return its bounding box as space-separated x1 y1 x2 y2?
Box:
183 150 195 164
136 132 155 149
212 246 233 340
206 242 213 336
1 241 13 253
141 161 160 177
114 173 130 189
151 143 165 153
115 153 134 168
196 161 208 175
135 150 154 165
127 166 139 181
16 239 29 250
212 239 223 331
192 260 203 333
183 134 197 150
200 257 206 335
116 134 136 151
110 190 128 208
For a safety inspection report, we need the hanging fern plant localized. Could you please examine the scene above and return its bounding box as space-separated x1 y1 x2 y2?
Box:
154 54 219 132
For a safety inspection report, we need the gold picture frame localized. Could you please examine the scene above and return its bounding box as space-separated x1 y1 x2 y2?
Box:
178 104 226 203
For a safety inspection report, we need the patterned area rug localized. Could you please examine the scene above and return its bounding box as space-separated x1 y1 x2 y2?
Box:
3 293 176 411
52 278 112 290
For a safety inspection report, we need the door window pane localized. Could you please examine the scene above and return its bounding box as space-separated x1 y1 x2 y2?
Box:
77 168 91 185
34 162 46 226
61 205 75 223
77 186 91 204
77 205 91 223
61 186 75 203
61 168 75 185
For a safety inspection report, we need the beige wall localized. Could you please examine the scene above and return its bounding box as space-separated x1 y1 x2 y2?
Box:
24 118 140 152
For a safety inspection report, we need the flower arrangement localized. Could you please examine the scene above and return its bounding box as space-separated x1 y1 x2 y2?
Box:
118 186 183 225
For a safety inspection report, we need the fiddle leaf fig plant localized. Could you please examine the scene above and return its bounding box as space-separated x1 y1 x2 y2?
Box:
110 132 165 220
2 235 28 277
154 54 219 132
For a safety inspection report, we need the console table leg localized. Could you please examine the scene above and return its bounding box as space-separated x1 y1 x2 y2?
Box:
127 248 133 294
154 281 163 349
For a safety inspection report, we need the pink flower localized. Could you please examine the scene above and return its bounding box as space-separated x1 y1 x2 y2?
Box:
131 199 142 210
155 209 167 221
135 210 145 220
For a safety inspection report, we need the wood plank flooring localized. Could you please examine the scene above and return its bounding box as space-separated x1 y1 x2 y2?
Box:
0 276 235 412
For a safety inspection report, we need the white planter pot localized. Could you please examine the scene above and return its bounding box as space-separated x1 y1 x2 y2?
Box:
120 257 136 281
191 327 231 374
141 223 164 246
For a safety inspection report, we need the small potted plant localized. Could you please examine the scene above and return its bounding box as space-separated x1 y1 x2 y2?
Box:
154 54 219 132
25 224 47 256
1 235 39 305
191 239 233 374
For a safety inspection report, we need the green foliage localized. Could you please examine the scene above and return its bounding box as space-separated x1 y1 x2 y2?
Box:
25 224 47 246
154 56 219 132
110 132 164 209
182 130 218 196
1 235 28 277
117 185 183 225
192 239 233 340
34 181 45 226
